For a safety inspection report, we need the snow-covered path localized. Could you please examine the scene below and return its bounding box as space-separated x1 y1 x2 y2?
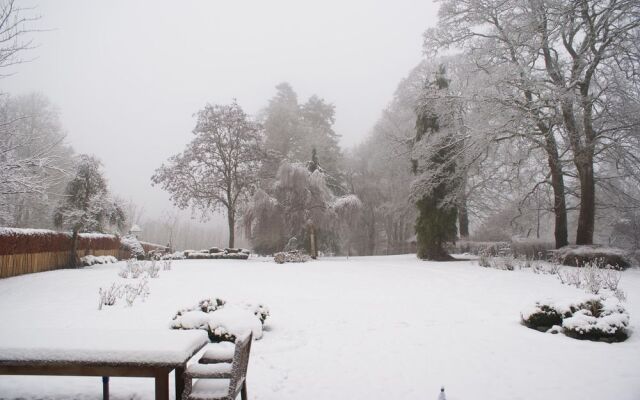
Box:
1 255 639 399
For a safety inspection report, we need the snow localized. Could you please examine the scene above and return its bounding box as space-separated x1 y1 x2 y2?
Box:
207 306 263 340
186 362 232 376
557 245 628 257
0 255 639 399
0 227 115 240
190 379 230 399
0 227 58 237
0 329 208 365
201 342 235 360
81 254 117 266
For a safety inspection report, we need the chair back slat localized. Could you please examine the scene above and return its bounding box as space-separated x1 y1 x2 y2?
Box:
227 331 253 397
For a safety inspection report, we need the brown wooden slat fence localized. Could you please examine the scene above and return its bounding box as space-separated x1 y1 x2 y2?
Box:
0 249 121 279
0 228 121 279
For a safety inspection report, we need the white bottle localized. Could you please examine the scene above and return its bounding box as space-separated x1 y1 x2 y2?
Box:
437 387 446 400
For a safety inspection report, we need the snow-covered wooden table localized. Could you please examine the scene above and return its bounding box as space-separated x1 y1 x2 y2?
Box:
0 329 209 400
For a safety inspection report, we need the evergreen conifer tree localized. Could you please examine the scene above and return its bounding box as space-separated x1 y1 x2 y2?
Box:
411 65 460 260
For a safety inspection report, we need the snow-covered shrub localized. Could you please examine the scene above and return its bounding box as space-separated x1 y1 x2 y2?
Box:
601 269 622 291
451 241 510 256
81 255 118 266
183 249 250 260
581 261 603 294
198 297 226 313
510 239 554 260
477 255 516 271
556 245 630 269
119 259 144 279
121 234 145 260
556 268 581 287
274 250 311 264
555 261 626 299
562 297 629 343
521 300 567 331
146 260 160 278
162 251 185 260
98 283 122 310
478 252 491 268
161 259 172 271
251 303 270 324
207 306 263 342
521 296 630 342
171 298 267 342
125 277 150 306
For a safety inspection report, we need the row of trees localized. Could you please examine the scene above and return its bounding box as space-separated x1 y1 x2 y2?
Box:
406 0 640 258
152 84 361 256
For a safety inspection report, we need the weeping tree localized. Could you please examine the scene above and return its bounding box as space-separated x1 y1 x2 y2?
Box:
54 155 125 267
245 151 360 257
410 65 461 261
152 101 262 248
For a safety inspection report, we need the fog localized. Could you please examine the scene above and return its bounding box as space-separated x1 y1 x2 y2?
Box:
4 0 438 218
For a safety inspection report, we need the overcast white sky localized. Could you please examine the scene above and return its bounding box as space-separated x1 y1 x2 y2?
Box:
5 0 439 217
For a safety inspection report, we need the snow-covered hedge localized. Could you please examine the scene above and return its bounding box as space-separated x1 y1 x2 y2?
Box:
81 255 117 266
181 247 250 260
171 298 269 342
0 227 119 255
449 240 510 256
521 296 629 342
554 245 631 269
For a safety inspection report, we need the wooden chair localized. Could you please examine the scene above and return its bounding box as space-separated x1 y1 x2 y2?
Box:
182 331 252 400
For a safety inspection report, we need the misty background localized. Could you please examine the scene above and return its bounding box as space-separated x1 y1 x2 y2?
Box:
4 0 437 221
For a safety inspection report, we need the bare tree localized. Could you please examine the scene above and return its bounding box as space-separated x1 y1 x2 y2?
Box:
0 0 38 76
425 0 640 246
151 101 262 248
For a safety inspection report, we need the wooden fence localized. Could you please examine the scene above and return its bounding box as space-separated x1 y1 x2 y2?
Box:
0 249 121 279
0 228 173 279
0 228 121 279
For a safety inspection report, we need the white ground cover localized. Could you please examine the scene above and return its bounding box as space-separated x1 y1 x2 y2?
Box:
0 255 639 400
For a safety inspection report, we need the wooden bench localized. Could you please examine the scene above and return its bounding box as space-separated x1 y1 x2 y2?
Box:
182 332 252 400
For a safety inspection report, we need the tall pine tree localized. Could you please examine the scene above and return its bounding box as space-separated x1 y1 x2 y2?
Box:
411 65 460 260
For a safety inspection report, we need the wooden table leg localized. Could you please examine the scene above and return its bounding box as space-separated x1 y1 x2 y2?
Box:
175 366 185 400
155 372 169 400
102 376 109 400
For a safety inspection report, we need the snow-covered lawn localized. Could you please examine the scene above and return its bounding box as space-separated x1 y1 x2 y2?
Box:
1 255 639 400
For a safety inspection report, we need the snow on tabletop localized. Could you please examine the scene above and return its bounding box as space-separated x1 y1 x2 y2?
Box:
0 329 208 365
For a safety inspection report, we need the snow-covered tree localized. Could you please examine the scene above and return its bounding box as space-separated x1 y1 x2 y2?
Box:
426 0 640 245
246 156 360 257
54 155 125 267
411 65 461 260
260 83 344 193
0 94 73 226
151 101 262 248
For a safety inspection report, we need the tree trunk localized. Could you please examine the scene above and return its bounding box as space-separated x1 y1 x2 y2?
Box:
544 130 569 248
227 211 235 248
367 208 376 255
575 161 595 244
457 194 469 239
308 223 317 259
70 229 79 268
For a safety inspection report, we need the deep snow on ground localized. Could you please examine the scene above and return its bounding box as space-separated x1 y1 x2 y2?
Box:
0 255 639 400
